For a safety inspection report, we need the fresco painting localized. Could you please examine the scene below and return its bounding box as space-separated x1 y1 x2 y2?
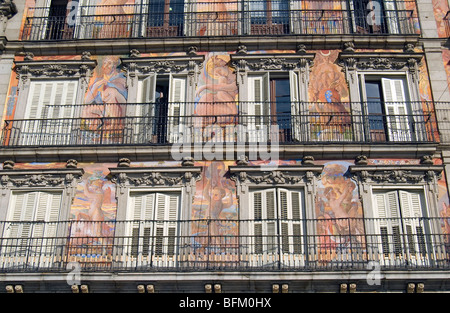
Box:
190 161 239 263
314 160 364 263
81 55 128 144
432 0 450 38
308 50 351 141
196 0 238 36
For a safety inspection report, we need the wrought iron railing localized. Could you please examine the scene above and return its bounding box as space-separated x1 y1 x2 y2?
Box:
20 0 419 40
0 218 448 272
0 105 437 147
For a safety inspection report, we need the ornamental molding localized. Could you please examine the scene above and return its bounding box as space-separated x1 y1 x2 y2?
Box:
109 166 202 191
0 168 84 189
231 53 315 72
0 0 17 19
349 165 443 185
14 58 97 80
14 57 97 90
338 52 423 73
121 55 204 74
229 165 323 193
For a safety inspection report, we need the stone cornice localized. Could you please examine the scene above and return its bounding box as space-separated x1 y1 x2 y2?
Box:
2 34 421 57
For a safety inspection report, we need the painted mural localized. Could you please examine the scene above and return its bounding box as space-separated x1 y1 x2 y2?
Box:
314 160 364 262
195 52 238 118
196 0 238 36
432 0 450 38
190 161 239 261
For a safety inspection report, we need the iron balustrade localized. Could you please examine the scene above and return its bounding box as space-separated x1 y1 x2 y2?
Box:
20 0 419 40
0 218 448 272
0 102 437 147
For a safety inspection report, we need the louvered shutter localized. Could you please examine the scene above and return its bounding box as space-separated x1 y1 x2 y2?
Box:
289 0 301 33
137 75 157 142
25 81 78 145
128 192 155 258
250 189 277 255
247 74 269 142
153 193 179 257
3 191 61 266
381 78 411 141
289 71 301 141
277 188 303 257
398 190 427 258
373 191 402 258
168 75 186 143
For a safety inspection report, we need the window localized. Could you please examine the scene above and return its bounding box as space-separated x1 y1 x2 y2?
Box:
360 76 413 142
2 191 63 266
146 0 185 37
372 189 428 265
21 80 78 145
350 0 401 34
249 188 304 265
247 71 300 142
246 0 290 34
125 191 180 267
137 74 187 143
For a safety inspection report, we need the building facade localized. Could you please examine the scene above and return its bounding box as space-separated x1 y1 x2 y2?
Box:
0 0 449 293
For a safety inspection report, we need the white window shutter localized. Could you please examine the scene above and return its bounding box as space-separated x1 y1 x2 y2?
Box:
248 74 269 142
168 75 187 143
25 81 78 145
289 71 301 141
140 74 157 104
381 78 411 141
3 191 62 261
398 190 426 258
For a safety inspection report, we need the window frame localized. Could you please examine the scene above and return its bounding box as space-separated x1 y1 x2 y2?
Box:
338 49 424 142
230 163 323 266
0 165 84 269
109 164 202 268
349 161 445 267
124 188 182 268
122 54 204 144
230 52 314 142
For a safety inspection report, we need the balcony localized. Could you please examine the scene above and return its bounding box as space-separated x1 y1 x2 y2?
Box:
0 102 438 147
0 218 448 273
20 1 420 41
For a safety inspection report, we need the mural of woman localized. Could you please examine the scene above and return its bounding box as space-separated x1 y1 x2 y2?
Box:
315 161 364 263
85 55 127 107
191 161 238 257
195 54 238 125
308 50 349 107
83 56 128 138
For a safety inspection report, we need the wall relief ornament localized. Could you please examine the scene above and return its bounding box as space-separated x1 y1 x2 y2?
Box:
349 164 443 186
0 168 84 190
109 166 202 191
